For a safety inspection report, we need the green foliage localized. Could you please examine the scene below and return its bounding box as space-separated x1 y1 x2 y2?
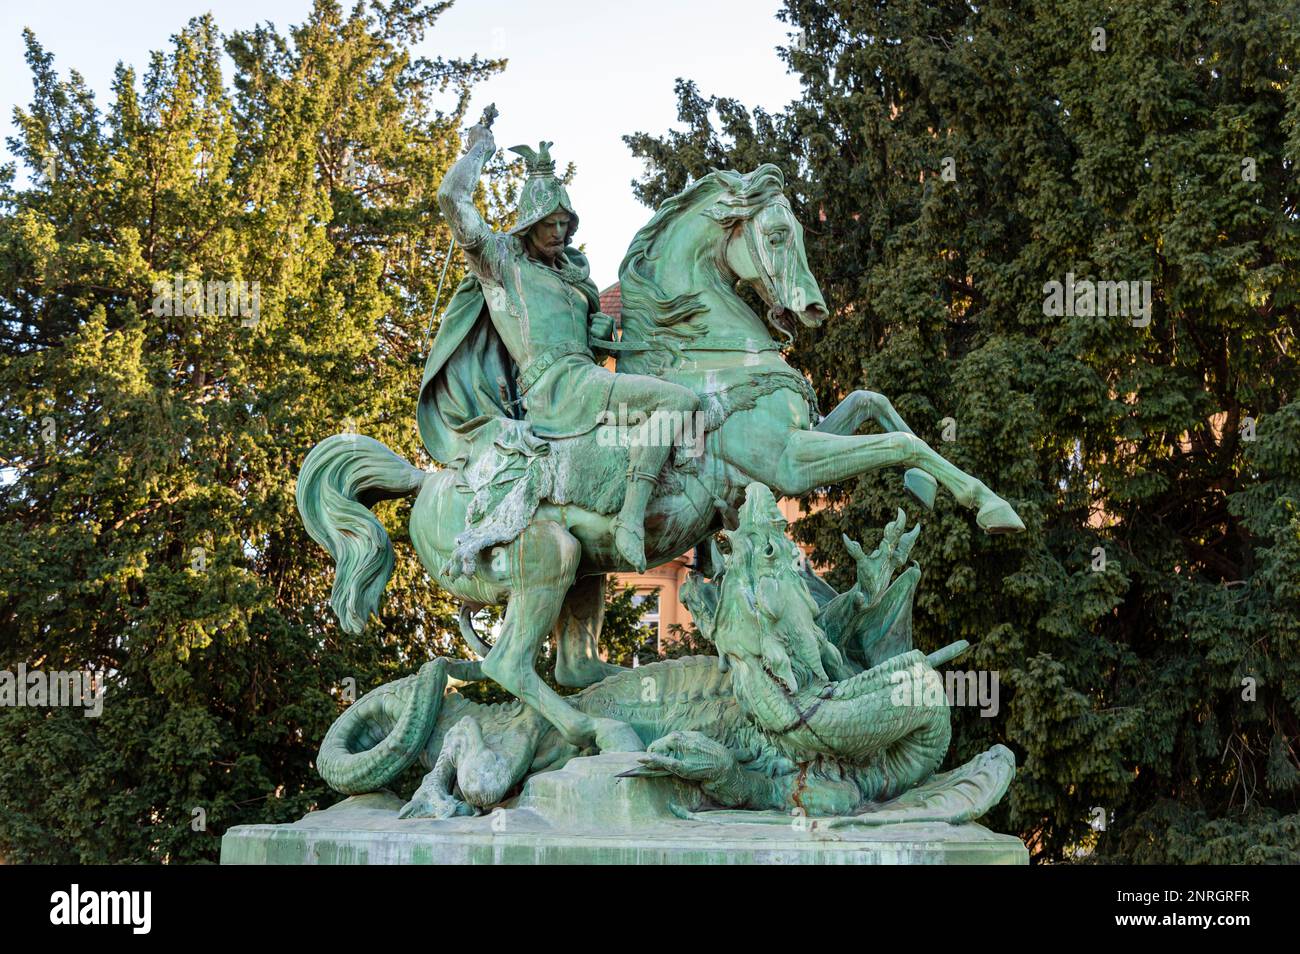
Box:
601 584 661 667
0 0 513 863
663 621 713 659
625 0 1300 862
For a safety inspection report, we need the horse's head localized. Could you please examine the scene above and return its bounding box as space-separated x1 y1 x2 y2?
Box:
618 164 827 350
708 165 827 337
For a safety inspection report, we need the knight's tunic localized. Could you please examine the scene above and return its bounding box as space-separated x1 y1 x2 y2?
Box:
469 231 614 441
417 136 615 467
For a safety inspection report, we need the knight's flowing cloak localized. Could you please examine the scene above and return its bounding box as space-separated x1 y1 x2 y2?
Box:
417 247 618 573
416 246 604 466
417 274 521 467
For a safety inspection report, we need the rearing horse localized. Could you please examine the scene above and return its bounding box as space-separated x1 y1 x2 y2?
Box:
296 164 1023 755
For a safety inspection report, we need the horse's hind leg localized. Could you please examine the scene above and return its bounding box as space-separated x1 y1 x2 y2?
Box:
816 390 937 510
481 521 644 752
554 574 627 689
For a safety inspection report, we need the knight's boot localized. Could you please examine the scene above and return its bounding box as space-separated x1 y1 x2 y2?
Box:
613 469 658 573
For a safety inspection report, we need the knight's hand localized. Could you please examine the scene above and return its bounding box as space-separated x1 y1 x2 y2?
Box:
465 122 495 155
589 311 615 342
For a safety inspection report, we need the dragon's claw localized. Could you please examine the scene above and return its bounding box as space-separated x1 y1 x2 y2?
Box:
399 789 474 820
895 521 922 566
843 510 923 607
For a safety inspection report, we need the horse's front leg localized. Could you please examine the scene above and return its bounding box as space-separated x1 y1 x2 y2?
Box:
764 429 1024 534
816 390 937 510
480 521 644 753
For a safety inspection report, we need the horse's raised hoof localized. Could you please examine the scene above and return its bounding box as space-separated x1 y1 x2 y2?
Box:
593 718 645 753
976 496 1026 534
903 468 937 510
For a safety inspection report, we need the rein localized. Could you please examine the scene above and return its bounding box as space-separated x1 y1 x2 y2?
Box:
741 214 799 344
742 215 784 316
595 336 780 355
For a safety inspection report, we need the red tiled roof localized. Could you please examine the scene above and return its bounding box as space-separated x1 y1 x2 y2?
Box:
599 282 622 319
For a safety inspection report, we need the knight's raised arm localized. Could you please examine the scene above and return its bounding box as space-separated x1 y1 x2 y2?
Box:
437 123 495 254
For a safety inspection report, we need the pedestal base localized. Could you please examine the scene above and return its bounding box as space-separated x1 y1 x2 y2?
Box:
220 754 1028 865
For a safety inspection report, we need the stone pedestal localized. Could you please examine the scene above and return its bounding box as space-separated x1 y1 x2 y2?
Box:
220 754 1028 865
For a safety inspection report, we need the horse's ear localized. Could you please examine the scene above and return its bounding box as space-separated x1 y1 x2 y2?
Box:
702 201 743 227
750 163 786 188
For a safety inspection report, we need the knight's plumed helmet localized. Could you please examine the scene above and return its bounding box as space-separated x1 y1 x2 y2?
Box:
508 141 579 241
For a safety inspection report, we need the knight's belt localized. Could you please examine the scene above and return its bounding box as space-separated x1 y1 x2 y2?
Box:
517 341 594 394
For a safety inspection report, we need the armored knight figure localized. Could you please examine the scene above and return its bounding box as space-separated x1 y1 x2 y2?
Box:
421 116 699 572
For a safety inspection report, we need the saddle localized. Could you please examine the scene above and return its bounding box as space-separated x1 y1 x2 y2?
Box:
444 368 821 576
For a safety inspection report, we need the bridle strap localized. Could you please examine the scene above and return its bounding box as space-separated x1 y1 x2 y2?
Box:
742 214 784 315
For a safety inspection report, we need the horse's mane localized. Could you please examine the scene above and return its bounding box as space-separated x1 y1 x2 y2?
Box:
617 164 787 339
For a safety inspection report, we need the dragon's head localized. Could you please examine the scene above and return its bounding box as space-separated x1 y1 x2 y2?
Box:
711 483 832 696
688 482 955 769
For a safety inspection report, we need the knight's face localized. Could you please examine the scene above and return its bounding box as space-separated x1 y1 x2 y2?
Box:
526 211 570 263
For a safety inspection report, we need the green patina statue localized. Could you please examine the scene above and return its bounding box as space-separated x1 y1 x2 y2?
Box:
296 108 1026 802
317 483 1015 824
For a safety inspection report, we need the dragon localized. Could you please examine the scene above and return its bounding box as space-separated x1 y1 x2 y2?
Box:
316 482 1015 823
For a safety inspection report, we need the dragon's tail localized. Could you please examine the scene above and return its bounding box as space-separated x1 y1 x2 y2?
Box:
317 659 447 795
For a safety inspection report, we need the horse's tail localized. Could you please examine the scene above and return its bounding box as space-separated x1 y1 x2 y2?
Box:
317 659 447 794
296 434 427 634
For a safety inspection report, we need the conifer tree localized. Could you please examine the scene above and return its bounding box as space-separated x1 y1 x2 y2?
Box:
0 0 511 862
626 0 1300 861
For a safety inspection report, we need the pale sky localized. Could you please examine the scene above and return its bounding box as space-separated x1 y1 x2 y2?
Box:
1 0 803 287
